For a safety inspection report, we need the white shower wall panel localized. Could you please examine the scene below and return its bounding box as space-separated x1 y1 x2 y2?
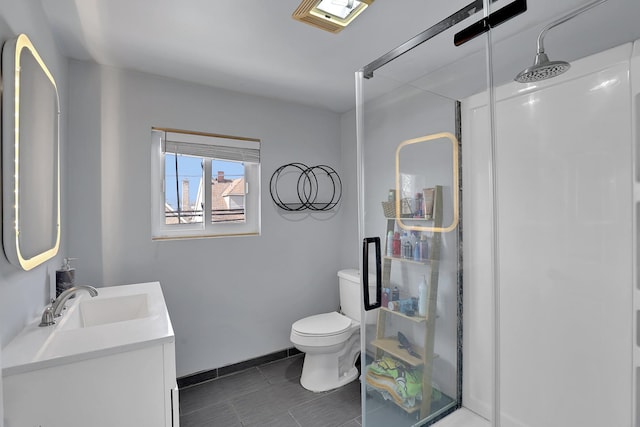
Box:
463 42 635 426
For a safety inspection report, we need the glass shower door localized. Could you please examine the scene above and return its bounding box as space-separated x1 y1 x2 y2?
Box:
355 2 498 425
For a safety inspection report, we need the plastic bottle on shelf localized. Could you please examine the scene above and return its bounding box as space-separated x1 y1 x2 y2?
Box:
413 239 421 261
401 232 412 259
418 275 428 317
402 240 412 259
419 235 429 261
386 231 394 256
392 232 401 257
410 231 418 246
381 288 389 307
414 192 423 218
391 286 400 301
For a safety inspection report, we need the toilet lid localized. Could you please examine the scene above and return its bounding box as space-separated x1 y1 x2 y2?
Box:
292 312 352 336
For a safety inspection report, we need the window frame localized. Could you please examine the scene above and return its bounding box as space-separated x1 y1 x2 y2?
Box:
151 128 261 240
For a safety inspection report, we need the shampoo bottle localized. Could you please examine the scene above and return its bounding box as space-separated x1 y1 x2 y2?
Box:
418 275 427 317
386 231 394 256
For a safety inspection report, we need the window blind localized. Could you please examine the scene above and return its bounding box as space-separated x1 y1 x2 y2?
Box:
160 130 260 163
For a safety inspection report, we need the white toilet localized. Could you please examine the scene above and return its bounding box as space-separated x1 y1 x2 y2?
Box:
290 268 376 392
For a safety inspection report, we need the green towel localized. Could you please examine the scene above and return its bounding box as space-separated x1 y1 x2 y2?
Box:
367 356 423 400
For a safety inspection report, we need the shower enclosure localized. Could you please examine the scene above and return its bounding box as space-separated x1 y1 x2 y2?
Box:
356 0 640 426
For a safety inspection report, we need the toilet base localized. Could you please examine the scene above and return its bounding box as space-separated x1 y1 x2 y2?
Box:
291 310 363 393
300 353 359 392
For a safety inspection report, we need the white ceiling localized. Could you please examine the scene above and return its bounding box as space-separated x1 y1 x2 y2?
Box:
41 0 640 113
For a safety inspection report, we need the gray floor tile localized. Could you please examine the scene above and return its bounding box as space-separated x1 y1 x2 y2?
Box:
180 367 269 415
327 379 360 405
180 356 367 426
231 377 324 425
242 412 301 427
363 398 420 427
257 354 304 384
289 380 361 427
180 401 241 427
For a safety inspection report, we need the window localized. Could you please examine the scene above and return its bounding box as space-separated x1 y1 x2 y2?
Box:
151 128 261 239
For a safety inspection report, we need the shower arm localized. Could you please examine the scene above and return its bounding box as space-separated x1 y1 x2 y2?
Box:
535 0 607 54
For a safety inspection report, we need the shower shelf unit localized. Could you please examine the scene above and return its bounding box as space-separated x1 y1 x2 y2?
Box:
368 185 443 418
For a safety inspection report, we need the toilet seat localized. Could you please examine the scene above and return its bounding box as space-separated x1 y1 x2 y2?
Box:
290 312 358 348
292 312 352 337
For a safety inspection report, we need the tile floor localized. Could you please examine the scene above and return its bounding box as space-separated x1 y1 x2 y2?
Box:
179 353 456 426
179 354 362 427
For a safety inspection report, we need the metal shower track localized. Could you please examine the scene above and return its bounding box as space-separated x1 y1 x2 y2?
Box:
361 0 526 79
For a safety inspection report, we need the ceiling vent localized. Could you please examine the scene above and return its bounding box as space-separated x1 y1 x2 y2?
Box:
293 0 374 34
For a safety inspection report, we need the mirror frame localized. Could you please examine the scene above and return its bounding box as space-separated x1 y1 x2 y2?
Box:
395 132 459 233
2 34 61 270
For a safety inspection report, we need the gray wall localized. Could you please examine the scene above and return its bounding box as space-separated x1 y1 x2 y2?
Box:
0 1 68 347
338 109 359 270
0 1 70 421
66 61 346 377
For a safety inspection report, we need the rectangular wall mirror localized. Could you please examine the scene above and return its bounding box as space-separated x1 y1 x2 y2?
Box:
2 33 60 270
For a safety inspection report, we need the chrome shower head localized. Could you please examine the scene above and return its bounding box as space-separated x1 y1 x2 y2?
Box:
514 51 570 83
514 0 607 83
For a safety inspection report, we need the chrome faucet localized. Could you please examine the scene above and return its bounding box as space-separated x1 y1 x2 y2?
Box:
39 305 56 327
40 285 99 326
51 285 98 317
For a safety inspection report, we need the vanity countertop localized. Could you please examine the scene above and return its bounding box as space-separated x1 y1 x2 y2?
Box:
2 281 174 376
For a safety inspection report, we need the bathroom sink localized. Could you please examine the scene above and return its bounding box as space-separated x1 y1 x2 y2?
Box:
75 293 149 328
2 281 174 376
2 281 178 427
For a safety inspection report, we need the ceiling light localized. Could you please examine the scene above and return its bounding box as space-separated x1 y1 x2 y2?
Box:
293 0 373 34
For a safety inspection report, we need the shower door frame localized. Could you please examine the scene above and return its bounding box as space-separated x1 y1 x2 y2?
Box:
356 1 528 425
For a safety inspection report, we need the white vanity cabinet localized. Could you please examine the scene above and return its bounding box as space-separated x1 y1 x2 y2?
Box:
2 282 179 427
3 341 178 427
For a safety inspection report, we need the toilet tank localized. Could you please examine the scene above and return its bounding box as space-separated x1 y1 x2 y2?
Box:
338 269 377 324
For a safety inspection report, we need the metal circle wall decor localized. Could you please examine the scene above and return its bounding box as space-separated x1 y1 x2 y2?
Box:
270 163 342 211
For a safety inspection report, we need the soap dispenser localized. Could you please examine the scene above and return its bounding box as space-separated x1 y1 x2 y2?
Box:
56 258 77 297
